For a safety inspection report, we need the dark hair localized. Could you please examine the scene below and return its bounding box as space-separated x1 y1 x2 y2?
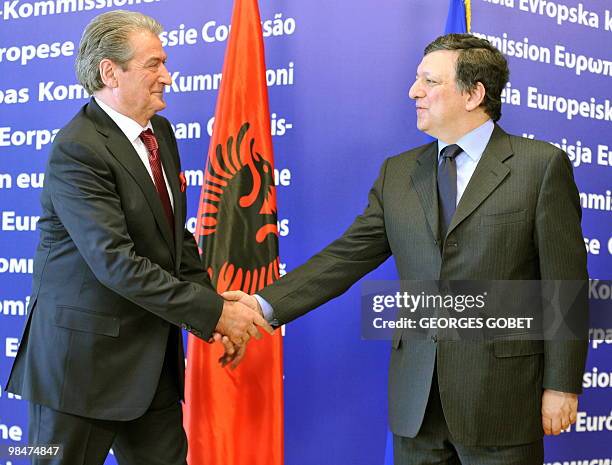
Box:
424 33 508 121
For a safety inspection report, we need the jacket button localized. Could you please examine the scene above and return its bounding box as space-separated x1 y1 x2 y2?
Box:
431 334 438 343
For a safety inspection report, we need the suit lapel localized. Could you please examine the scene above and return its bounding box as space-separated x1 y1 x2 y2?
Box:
87 100 176 259
446 125 513 236
409 142 440 242
152 118 183 263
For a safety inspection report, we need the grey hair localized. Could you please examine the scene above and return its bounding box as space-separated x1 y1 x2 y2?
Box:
76 10 163 94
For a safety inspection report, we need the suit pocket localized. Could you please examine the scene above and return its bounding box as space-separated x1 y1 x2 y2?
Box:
493 339 543 358
55 306 120 337
481 209 527 226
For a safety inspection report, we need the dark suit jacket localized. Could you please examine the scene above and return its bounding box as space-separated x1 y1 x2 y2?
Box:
259 125 588 446
7 99 222 421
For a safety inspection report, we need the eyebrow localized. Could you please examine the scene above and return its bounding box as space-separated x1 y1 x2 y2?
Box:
416 71 440 80
144 55 166 66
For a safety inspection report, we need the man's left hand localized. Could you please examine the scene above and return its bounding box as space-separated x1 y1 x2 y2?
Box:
213 291 269 369
541 389 578 435
210 332 247 369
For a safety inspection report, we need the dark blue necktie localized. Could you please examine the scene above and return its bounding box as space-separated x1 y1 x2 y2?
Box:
437 144 463 240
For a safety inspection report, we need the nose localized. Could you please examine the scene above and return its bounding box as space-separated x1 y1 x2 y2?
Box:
408 79 422 100
159 63 172 86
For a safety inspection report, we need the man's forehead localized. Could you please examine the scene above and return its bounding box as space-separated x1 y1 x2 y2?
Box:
127 30 165 56
417 50 458 75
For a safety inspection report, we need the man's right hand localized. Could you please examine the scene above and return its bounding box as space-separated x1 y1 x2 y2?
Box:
215 298 273 346
222 290 262 315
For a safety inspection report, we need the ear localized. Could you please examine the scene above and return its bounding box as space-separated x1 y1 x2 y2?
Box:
465 82 486 112
99 59 118 88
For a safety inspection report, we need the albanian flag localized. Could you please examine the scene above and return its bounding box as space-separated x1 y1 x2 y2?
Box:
183 1 284 464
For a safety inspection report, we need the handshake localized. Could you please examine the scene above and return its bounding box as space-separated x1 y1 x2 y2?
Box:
211 290 273 369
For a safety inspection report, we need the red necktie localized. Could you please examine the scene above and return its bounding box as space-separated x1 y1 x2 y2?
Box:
139 129 174 234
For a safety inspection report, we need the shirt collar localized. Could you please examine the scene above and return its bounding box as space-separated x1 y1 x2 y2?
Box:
437 119 494 163
94 97 153 143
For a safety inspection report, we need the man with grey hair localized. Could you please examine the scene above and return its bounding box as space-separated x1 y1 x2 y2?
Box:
6 10 270 465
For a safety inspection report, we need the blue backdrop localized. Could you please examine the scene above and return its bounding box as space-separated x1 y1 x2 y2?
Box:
0 1 610 464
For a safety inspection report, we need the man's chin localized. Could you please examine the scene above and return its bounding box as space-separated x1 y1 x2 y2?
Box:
153 98 167 112
415 121 436 138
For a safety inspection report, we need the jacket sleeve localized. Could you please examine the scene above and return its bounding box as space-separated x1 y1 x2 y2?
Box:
259 159 393 325
535 148 589 394
179 227 218 294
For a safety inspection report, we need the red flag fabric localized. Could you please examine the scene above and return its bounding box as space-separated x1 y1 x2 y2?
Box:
183 0 284 464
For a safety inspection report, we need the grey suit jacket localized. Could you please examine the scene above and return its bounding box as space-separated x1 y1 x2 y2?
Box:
259 125 588 446
7 99 222 421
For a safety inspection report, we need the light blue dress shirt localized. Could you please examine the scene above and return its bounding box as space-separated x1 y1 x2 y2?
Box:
257 119 495 322
438 119 494 205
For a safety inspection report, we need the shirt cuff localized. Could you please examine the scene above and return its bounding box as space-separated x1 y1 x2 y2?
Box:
254 294 275 322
